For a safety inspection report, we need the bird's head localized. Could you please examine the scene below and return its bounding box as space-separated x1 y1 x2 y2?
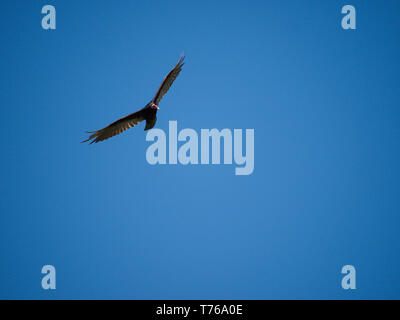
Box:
150 103 160 110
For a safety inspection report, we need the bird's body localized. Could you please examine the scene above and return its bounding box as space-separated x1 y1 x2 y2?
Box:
82 56 184 144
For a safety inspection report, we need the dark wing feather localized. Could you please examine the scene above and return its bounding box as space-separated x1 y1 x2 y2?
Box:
82 109 146 144
153 56 184 105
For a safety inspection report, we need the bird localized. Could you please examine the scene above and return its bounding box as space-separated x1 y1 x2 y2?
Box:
82 56 184 144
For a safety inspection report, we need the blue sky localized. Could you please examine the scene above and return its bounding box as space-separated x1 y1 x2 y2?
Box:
1 0 400 299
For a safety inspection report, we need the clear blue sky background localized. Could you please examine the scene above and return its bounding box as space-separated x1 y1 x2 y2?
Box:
1 0 400 299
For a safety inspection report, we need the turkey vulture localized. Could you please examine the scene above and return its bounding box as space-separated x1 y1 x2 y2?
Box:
82 56 184 144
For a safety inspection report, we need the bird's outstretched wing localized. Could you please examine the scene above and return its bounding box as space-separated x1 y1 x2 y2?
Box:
81 109 146 144
153 56 184 105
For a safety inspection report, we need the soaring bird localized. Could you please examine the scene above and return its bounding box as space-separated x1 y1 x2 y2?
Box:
82 56 184 144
